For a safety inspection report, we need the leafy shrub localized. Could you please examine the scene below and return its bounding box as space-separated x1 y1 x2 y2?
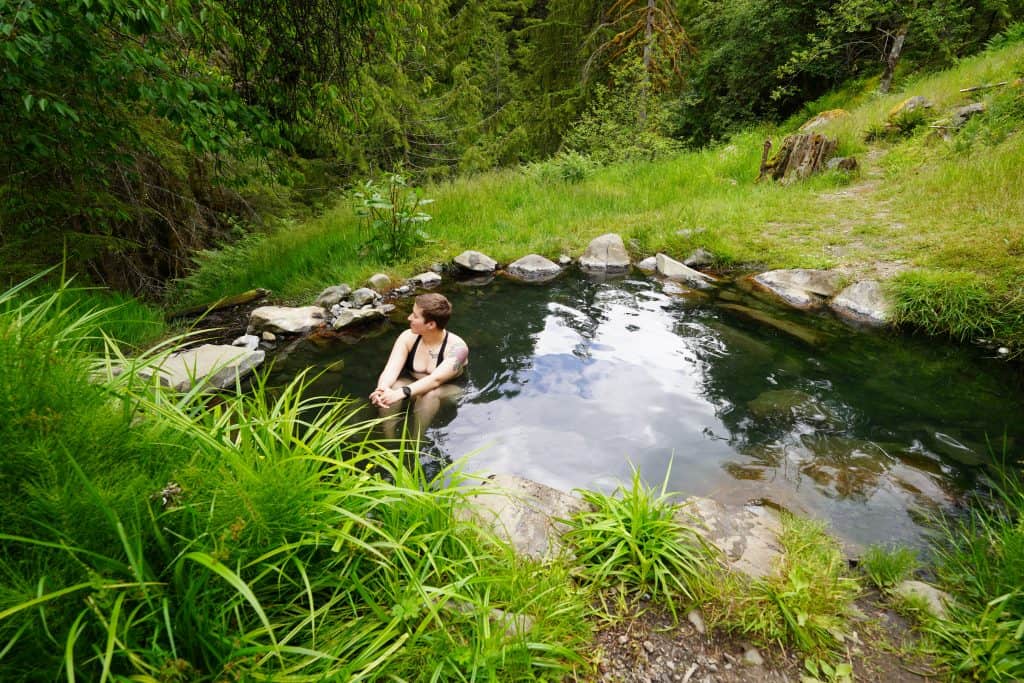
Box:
353 172 433 263
564 468 714 620
860 545 919 590
523 151 598 184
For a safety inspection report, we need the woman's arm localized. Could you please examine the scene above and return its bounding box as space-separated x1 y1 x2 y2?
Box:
374 331 411 391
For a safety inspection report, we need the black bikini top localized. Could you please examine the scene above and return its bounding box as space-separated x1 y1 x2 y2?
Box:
403 332 448 376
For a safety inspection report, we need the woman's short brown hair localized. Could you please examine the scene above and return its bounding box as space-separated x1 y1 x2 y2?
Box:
415 293 452 329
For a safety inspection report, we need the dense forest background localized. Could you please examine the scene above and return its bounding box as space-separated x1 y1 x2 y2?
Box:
3 0 1022 296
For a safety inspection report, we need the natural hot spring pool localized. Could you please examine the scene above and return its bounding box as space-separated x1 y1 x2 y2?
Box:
269 274 1023 549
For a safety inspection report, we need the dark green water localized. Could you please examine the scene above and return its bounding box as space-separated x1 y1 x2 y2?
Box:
271 273 1023 549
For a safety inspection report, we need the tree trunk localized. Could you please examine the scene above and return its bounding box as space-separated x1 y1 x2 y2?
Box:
760 133 838 183
879 25 908 94
638 0 655 126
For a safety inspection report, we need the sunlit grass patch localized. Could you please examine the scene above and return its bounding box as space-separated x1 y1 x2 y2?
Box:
860 546 920 591
564 468 715 621
710 514 860 657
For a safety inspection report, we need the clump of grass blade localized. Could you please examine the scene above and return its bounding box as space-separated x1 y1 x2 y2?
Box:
564 466 715 620
712 514 859 657
860 545 919 591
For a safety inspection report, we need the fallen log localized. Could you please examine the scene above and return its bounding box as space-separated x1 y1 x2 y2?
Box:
167 288 271 320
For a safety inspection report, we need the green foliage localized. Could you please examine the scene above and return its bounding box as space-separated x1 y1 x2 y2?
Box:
523 151 598 184
890 270 1019 344
926 459 1024 681
564 59 682 164
0 276 592 681
564 467 714 620
354 173 433 264
860 545 919 590
713 515 860 656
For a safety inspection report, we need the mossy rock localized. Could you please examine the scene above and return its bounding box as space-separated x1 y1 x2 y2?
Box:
748 389 843 429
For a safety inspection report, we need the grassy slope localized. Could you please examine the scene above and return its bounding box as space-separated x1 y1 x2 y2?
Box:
179 40 1024 346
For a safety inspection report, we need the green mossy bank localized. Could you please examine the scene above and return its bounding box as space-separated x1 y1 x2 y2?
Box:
178 39 1024 354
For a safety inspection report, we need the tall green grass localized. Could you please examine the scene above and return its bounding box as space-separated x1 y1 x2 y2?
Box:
563 468 715 621
0 279 591 681
927 459 1024 681
710 515 860 658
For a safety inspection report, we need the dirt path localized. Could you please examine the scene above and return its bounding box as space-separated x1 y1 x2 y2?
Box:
581 591 938 682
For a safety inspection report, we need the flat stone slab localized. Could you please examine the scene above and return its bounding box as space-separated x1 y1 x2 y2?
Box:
140 344 264 392
506 254 562 283
829 280 892 326
751 269 844 310
656 253 716 290
409 271 442 288
332 307 385 330
460 474 590 561
677 497 784 580
248 306 326 335
453 250 498 273
579 233 630 272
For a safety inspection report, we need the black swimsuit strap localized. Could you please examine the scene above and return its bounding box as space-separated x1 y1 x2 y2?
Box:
437 331 448 365
403 335 422 376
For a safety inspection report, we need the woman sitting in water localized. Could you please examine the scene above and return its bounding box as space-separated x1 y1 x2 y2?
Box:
370 293 469 437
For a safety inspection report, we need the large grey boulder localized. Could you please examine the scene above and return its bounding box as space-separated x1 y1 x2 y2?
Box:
315 284 351 308
350 287 378 307
656 253 716 290
332 307 386 330
678 497 783 580
248 306 326 335
453 250 498 274
140 344 264 392
752 269 843 310
507 254 561 283
951 102 985 128
460 474 590 561
829 280 892 326
367 273 391 292
579 233 630 272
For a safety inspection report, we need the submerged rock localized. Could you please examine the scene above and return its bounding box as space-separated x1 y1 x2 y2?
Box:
248 306 326 335
829 280 892 326
718 303 827 345
656 253 716 290
453 249 498 274
748 389 841 429
579 233 630 272
751 269 843 310
139 344 264 392
507 254 562 282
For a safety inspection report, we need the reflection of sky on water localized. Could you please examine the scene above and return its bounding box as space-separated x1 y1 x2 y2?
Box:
275 274 1024 550
439 285 741 498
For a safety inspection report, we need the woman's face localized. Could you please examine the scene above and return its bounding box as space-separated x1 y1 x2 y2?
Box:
408 305 433 334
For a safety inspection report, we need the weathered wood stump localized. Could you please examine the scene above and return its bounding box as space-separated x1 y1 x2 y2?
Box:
756 133 838 183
